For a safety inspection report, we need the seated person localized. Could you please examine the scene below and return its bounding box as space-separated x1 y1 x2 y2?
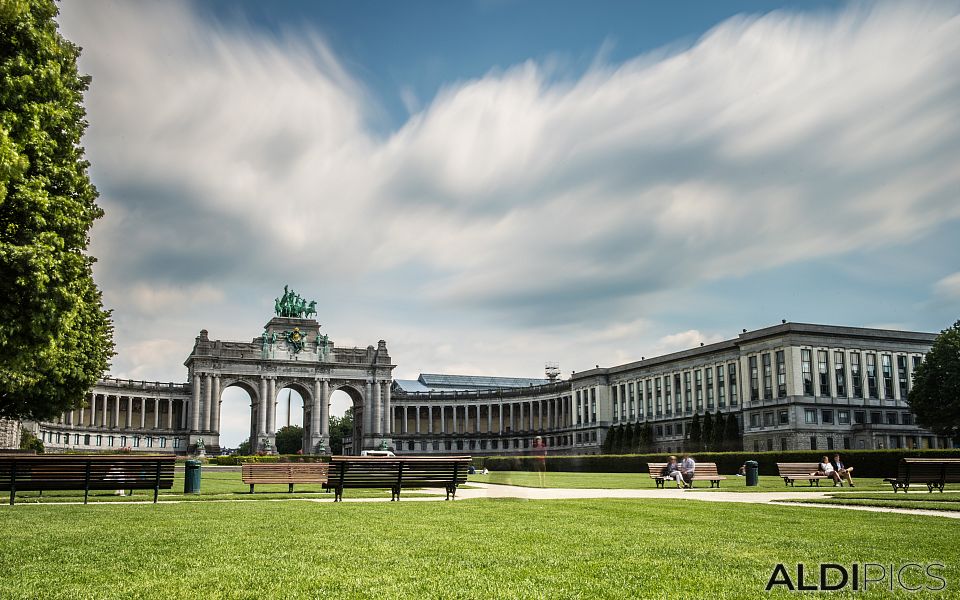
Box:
818 455 843 486
831 453 854 487
660 455 684 489
681 454 696 488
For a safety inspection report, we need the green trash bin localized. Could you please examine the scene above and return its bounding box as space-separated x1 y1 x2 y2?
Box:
184 459 202 494
745 460 759 487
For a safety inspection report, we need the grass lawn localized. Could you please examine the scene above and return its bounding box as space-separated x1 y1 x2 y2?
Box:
4 469 431 504
473 471 893 492
1 498 956 599
782 491 960 512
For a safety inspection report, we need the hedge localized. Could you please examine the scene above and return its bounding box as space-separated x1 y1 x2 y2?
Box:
477 449 960 478
210 454 328 466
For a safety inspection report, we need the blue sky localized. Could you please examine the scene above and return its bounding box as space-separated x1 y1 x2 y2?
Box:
56 1 960 445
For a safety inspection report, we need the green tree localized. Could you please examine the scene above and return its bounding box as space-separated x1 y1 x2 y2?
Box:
614 424 626 454
274 425 303 454
0 0 113 421
711 411 725 451
702 412 713 451
601 426 615 454
688 413 702 451
328 408 353 455
908 320 960 439
237 438 251 455
639 421 654 454
724 412 741 451
619 424 629 454
19 428 43 452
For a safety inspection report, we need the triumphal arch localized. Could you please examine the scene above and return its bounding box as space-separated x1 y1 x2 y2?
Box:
184 286 395 453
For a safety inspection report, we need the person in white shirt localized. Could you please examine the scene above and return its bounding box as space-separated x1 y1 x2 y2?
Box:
681 454 696 488
819 455 842 486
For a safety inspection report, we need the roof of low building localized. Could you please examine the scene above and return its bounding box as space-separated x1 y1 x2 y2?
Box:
394 373 551 393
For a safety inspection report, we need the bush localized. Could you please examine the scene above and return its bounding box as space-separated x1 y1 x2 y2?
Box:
478 449 960 478
211 454 328 466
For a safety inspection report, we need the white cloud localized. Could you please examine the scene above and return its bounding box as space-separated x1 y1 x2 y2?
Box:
933 272 960 302
54 1 960 382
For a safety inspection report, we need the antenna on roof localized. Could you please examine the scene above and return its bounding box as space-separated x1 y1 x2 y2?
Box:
545 362 560 381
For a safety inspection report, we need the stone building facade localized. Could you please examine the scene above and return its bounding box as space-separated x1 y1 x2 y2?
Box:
0 418 22 450
27 320 952 455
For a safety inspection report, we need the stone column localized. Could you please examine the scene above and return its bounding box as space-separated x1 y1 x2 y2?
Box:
139 397 146 429
167 399 174 429
428 405 433 434
321 380 330 440
384 381 392 436
373 380 382 435
365 380 374 438
191 374 201 432
152 398 159 429
267 378 276 434
440 405 446 434
311 379 323 450
402 406 409 434
78 396 86 427
202 374 212 431
211 376 221 432
452 405 458 434
498 403 503 434
258 378 268 436
125 397 132 428
416 406 421 434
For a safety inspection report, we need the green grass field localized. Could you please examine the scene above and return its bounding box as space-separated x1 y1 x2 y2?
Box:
782 491 960 512
1 497 956 599
474 471 894 492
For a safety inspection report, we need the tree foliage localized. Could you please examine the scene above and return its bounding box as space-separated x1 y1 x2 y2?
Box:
711 411 725 451
19 428 42 452
0 0 113 421
724 412 741 451
688 413 701 451
701 412 713 452
908 320 960 439
236 438 251 455
328 408 353 455
274 425 303 454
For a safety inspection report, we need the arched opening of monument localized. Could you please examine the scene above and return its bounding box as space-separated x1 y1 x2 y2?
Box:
330 386 363 455
275 384 307 454
219 382 257 452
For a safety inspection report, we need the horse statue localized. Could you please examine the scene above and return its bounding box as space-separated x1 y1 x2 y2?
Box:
306 300 317 318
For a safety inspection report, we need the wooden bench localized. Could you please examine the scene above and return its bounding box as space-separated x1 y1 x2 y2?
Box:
777 462 830 487
884 458 960 493
0 455 175 505
647 462 727 488
327 456 471 501
241 462 329 493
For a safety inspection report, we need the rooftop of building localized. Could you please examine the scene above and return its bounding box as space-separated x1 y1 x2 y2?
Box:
394 373 552 393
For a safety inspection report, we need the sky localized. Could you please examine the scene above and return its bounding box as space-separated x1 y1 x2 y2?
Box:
55 1 960 446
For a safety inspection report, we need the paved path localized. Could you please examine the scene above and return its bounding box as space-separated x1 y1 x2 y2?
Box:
6 483 959 518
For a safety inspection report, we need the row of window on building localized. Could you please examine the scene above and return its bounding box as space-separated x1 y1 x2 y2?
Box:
610 362 741 423
748 408 914 429
752 435 934 453
42 430 182 449
796 351 919 400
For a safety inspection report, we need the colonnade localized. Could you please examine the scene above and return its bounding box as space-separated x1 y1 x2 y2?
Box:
57 391 185 432
392 395 572 436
